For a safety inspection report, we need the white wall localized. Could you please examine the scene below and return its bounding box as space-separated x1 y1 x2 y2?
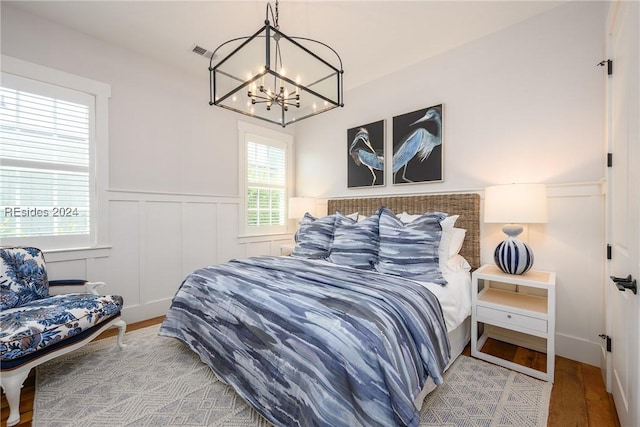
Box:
295 1 606 194
294 1 608 365
1 5 294 324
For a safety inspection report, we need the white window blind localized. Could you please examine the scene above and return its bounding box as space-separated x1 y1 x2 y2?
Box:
246 138 286 229
238 121 291 237
1 73 94 243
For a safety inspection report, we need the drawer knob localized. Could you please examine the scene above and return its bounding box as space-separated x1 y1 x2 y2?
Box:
507 314 512 319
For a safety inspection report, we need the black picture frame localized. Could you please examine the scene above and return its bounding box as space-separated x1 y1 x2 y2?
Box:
347 119 385 188
392 104 443 184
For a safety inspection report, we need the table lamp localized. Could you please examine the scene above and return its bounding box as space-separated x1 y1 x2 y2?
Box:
288 197 316 221
484 183 548 274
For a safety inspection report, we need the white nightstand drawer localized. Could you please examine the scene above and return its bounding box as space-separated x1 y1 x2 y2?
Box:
476 305 547 333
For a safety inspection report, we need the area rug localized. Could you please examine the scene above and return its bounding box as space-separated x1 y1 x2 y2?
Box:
34 325 551 427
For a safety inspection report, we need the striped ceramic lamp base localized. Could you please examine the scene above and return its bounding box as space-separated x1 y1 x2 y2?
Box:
494 237 534 275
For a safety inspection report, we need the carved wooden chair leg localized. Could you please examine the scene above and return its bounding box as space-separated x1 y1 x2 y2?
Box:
1 368 31 427
114 319 128 348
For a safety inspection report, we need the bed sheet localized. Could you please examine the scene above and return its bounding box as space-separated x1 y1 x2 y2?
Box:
416 263 471 332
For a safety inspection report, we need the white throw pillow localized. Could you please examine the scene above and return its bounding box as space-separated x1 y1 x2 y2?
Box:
437 215 459 271
448 228 466 258
397 211 419 223
447 254 471 272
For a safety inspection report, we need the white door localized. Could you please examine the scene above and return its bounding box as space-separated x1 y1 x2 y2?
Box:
605 2 639 426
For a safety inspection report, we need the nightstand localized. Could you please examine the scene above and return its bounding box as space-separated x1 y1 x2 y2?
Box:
471 264 556 382
280 244 295 256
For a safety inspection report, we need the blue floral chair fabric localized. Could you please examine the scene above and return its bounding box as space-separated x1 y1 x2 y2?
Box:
0 246 49 310
0 247 127 427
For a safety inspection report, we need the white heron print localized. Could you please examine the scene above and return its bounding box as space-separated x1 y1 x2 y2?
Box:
347 120 385 187
392 105 443 184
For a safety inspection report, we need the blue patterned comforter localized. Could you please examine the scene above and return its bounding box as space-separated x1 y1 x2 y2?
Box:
160 256 450 427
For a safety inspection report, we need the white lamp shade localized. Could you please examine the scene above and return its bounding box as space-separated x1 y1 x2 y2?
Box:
484 183 548 224
288 197 316 219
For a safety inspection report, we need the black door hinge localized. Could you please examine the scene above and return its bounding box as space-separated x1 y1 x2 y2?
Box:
607 244 612 260
598 59 613 75
599 334 612 352
608 153 613 167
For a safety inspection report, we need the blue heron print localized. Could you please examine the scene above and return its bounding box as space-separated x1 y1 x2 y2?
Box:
347 120 385 187
392 105 443 183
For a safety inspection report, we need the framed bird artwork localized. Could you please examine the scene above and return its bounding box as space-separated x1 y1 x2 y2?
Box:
392 104 443 185
347 119 385 188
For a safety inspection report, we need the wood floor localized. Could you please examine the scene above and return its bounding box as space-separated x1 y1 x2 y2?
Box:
2 317 620 427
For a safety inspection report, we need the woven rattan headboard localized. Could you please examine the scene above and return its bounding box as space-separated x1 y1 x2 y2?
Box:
327 193 481 269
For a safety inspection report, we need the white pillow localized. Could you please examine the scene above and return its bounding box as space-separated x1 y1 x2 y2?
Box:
440 214 458 231
447 254 471 272
448 227 466 258
398 212 457 227
347 212 369 222
396 211 421 224
437 215 459 271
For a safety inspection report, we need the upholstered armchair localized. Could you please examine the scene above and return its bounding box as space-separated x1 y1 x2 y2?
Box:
0 247 126 427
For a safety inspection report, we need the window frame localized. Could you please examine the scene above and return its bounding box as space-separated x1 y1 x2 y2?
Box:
0 55 110 250
238 121 293 238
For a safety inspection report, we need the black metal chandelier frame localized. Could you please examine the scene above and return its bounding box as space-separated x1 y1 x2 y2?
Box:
209 1 344 127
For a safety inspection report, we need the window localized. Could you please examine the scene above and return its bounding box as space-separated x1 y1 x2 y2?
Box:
0 56 110 250
238 122 292 237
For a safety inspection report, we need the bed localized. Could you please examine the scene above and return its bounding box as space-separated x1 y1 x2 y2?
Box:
160 193 480 427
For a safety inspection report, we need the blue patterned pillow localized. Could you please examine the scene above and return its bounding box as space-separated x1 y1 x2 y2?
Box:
291 213 336 259
329 211 380 270
0 247 49 310
376 208 447 285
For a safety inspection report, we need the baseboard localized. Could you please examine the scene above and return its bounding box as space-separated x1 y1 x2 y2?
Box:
120 299 172 324
556 333 601 366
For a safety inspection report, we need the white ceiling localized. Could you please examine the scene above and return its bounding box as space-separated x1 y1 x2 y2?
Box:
6 0 566 91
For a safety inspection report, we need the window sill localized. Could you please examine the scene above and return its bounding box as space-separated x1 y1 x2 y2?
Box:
43 246 112 262
237 233 294 244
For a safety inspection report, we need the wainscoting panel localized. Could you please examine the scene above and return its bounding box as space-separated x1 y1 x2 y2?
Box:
92 192 296 324
100 200 141 307
45 259 87 284
216 203 247 263
182 202 218 275
40 192 296 324
246 241 272 258
143 201 184 303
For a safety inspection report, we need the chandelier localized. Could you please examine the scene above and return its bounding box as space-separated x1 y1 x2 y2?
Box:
209 0 344 127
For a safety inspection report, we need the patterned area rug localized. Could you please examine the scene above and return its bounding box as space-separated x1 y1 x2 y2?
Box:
34 325 551 426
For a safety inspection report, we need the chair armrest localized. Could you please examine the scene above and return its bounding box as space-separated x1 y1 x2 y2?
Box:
49 280 88 287
85 281 107 295
48 280 108 296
